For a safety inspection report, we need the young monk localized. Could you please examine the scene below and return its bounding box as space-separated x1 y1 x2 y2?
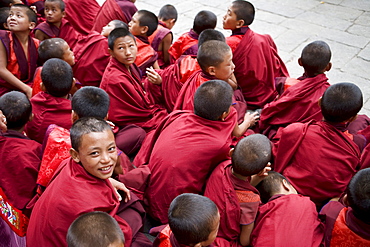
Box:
128 9 159 76
100 27 167 132
168 10 217 62
151 193 220 247
259 40 332 139
204 134 271 246
67 212 125 247
251 171 323 246
149 4 177 68
33 0 79 51
0 4 38 98
26 117 133 247
73 20 127 87
25 58 73 143
223 0 289 110
320 168 370 246
273 82 365 209
64 0 100 35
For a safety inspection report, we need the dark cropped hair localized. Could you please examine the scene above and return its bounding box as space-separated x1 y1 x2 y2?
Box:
231 0 255 25
301 40 331 76
137 9 158 37
158 4 177 21
108 27 135 50
197 40 230 72
72 87 110 119
38 38 66 64
256 171 290 203
11 4 37 23
41 58 73 97
45 0 65 11
193 10 217 35
0 91 31 130
198 29 225 47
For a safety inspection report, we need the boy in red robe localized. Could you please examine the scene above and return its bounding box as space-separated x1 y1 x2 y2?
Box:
204 134 271 247
259 40 332 139
0 4 38 98
25 58 73 143
34 0 79 51
251 171 323 246
64 0 100 35
319 168 370 246
223 0 289 110
151 194 220 247
168 10 217 63
273 83 365 209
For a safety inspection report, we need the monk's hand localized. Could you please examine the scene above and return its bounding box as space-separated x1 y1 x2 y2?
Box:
250 162 271 186
30 6 37 14
244 111 259 128
108 178 131 203
24 86 33 99
146 67 162 85
0 110 6 132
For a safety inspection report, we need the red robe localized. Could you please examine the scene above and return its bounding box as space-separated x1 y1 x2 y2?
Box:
273 121 361 208
92 0 137 32
0 30 39 96
260 73 330 139
64 0 100 35
135 36 158 77
251 194 323 246
168 29 198 63
143 110 237 223
100 57 167 132
228 27 289 110
26 157 133 247
25 91 72 143
73 31 110 87
149 22 172 68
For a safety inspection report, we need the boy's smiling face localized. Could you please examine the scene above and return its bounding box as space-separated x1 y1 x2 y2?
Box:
110 35 137 68
7 6 35 31
44 1 65 24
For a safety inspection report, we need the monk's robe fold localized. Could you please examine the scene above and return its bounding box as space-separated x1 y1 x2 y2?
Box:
135 36 158 77
273 120 361 208
64 0 100 35
92 0 137 32
26 157 133 247
149 22 172 68
100 58 167 132
260 73 330 139
251 194 323 247
168 29 198 63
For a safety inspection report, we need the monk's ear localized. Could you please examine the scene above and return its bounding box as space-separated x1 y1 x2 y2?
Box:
207 66 216 76
29 113 34 122
40 82 46 92
29 21 36 30
342 194 350 206
229 148 235 157
71 110 79 123
298 58 303 67
69 148 80 163
193 243 202 247
282 179 290 191
104 113 109 121
219 107 231 121
318 97 322 107
61 11 66 18
141 26 149 36
325 62 332 72
235 19 245 29
108 48 114 57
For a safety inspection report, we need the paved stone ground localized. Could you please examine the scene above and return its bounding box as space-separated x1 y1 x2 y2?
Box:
134 0 370 115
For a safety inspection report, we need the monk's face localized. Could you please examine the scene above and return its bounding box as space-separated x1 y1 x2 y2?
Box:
128 12 144 36
223 5 239 30
199 212 220 247
111 36 138 68
101 21 116 37
7 6 34 32
44 1 65 24
213 49 235 81
72 130 118 180
61 41 75 66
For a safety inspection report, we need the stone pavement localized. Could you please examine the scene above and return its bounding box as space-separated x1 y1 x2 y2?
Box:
135 0 370 115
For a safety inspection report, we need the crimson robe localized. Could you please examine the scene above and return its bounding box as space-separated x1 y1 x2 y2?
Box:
73 31 109 87
100 57 167 132
142 110 237 223
0 30 39 96
229 27 289 110
168 29 198 63
250 194 323 246
92 0 137 32
64 0 100 35
149 22 172 68
273 120 361 208
26 157 133 247
260 73 330 139
25 91 72 143
135 36 158 77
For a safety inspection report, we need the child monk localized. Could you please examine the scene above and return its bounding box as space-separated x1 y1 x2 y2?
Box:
168 10 217 62
151 193 220 247
204 134 271 246
223 0 289 110
273 82 365 209
259 40 332 139
0 4 38 98
251 171 323 246
320 168 370 246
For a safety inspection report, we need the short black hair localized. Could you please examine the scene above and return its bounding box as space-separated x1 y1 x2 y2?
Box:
72 87 110 119
168 193 219 246
67 211 125 247
0 7 10 30
321 82 363 123
197 40 230 72
231 0 255 25
158 4 177 21
38 38 66 64
301 40 331 76
110 19 128 29
45 0 65 12
11 4 37 24
256 171 290 203
198 29 225 47
232 134 271 177
41 58 73 97
0 91 31 130
193 10 217 35
194 80 233 121
70 117 112 152
108 27 135 50
137 10 158 37
347 168 370 224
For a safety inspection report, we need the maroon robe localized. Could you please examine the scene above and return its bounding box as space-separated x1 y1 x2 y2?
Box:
168 29 198 63
148 22 172 68
251 194 323 246
143 110 237 224
25 91 72 143
26 157 133 247
135 36 158 77
100 57 167 132
92 0 137 32
260 73 330 139
273 120 361 208
229 27 289 110
64 0 100 35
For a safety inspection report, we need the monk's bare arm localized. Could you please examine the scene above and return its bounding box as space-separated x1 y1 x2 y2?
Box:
232 111 259 137
34 29 48 41
161 33 173 65
240 222 254 246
